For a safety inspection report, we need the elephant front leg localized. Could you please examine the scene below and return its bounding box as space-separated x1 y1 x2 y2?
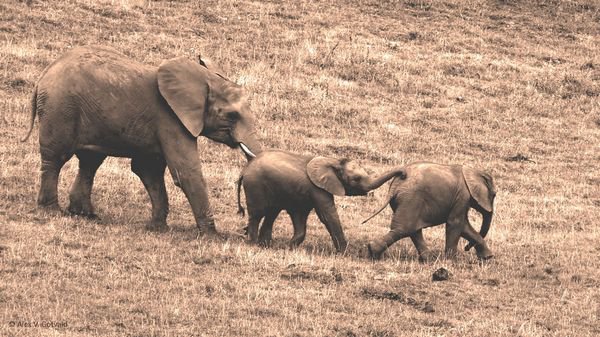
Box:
444 222 463 258
462 223 493 260
313 192 347 253
131 155 169 232
159 131 216 234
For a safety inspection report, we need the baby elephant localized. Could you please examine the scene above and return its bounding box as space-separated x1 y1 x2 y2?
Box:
363 162 496 261
237 150 405 252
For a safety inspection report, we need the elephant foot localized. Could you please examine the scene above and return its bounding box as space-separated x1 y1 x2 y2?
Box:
472 243 493 260
197 221 218 236
335 242 349 254
444 249 459 260
418 251 437 263
476 248 494 260
367 242 384 260
67 202 98 219
258 238 272 247
67 207 99 220
288 234 305 249
477 254 494 261
69 212 100 221
146 220 169 233
37 197 60 212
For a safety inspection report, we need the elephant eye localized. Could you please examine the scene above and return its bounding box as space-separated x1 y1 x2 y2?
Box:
226 111 240 121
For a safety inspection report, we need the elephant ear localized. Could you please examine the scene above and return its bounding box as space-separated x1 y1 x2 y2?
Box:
198 55 228 81
462 167 496 213
157 57 209 137
307 157 345 196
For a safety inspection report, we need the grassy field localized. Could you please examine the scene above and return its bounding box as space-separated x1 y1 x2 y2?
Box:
1 0 599 336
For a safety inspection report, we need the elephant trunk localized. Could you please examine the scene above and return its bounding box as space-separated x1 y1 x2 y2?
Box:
364 166 406 192
236 173 245 216
361 174 402 224
465 211 493 251
234 125 262 161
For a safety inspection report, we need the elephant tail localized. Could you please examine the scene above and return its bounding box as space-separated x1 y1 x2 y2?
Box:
361 181 395 225
464 210 493 251
21 86 38 142
236 173 245 216
361 198 389 224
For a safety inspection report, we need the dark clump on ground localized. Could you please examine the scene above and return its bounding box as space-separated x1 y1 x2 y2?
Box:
432 267 449 281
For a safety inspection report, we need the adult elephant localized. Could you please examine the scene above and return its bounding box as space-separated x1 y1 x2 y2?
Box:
22 45 262 233
237 151 406 252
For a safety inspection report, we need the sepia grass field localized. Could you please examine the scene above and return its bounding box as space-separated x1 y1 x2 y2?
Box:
1 0 599 336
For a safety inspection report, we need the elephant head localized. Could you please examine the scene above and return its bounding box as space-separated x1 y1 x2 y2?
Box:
462 167 496 251
157 57 262 159
306 157 406 196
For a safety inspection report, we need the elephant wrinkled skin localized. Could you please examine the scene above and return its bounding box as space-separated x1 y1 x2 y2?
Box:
363 162 496 261
237 150 406 252
23 45 262 233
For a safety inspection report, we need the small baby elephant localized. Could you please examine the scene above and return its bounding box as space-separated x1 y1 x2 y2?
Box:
363 162 496 261
237 150 405 252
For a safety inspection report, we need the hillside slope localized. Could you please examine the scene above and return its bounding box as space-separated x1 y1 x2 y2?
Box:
1 1 599 336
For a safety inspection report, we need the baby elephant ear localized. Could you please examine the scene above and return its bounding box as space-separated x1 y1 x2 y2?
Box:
157 57 209 138
462 167 496 213
198 55 228 80
307 157 345 196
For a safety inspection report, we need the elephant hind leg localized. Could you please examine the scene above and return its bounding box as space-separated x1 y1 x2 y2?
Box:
68 150 106 218
461 223 493 260
131 156 169 231
246 209 264 243
37 150 73 210
368 206 426 260
368 229 413 260
258 209 280 247
288 209 311 248
410 229 435 262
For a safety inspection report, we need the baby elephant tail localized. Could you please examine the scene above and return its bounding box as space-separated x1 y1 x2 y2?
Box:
361 197 389 225
21 86 38 142
361 172 405 224
236 173 245 216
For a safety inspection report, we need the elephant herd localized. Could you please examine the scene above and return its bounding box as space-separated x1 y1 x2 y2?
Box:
23 46 496 261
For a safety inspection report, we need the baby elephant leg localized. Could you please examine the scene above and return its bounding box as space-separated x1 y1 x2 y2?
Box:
258 210 280 247
68 150 106 218
368 209 421 260
288 209 310 248
246 211 264 243
462 223 493 260
368 229 411 260
444 222 464 258
410 229 435 262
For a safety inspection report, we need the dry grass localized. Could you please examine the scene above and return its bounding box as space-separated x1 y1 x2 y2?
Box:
1 0 599 336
